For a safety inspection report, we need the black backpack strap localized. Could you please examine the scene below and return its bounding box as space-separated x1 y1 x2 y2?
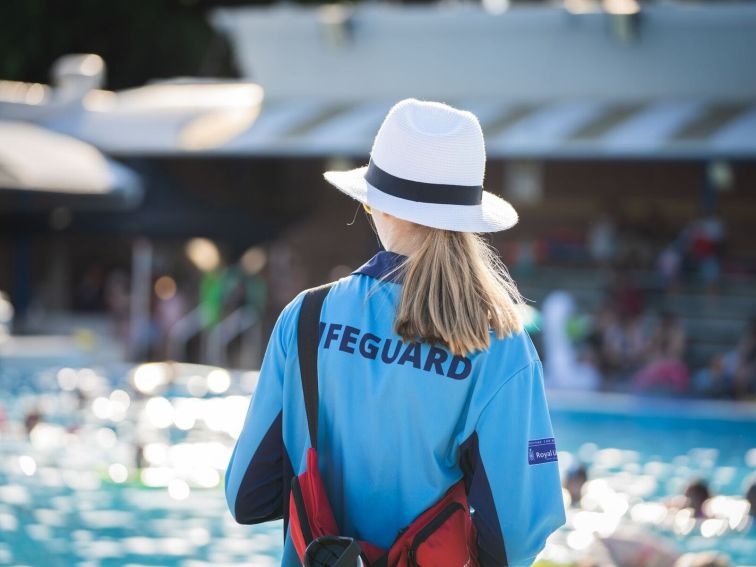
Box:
296 282 335 452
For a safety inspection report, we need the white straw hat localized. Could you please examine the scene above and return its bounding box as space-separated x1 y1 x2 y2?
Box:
323 98 518 233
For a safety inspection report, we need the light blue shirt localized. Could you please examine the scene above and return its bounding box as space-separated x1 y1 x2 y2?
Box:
225 251 565 566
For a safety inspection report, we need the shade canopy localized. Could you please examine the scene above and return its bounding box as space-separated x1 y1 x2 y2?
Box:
210 98 756 160
0 121 142 210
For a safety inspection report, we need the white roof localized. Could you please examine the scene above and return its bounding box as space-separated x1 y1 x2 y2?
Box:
212 4 756 101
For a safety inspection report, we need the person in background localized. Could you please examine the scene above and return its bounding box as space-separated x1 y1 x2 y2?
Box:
662 478 713 521
633 311 690 393
542 291 601 390
74 264 106 311
589 213 618 269
692 317 756 400
598 304 647 386
733 317 756 399
104 269 130 343
154 275 186 360
578 527 730 567
24 409 41 436
692 354 732 398
674 553 731 567
687 214 726 294
577 528 680 567
223 247 269 367
564 464 588 506
608 269 644 322
683 479 711 519
745 479 756 518
657 243 682 295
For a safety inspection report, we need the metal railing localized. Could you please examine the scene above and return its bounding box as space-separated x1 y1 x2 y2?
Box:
167 304 262 369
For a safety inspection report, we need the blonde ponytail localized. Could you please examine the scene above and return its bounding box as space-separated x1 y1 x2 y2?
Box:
393 230 524 357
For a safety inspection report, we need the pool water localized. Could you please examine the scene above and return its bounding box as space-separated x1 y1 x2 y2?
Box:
550 394 756 496
547 392 756 565
0 363 288 566
0 366 754 566
0 482 285 566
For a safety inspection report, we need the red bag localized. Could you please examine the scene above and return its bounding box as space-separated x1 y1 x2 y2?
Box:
289 448 337 559
288 448 389 565
289 286 478 567
384 480 477 567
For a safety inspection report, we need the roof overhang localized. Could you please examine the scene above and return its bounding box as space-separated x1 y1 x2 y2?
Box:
206 98 756 160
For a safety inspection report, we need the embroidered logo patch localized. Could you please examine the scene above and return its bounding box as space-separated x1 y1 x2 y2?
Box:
528 438 558 465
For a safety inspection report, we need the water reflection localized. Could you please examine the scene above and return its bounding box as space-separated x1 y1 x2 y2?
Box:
0 363 754 565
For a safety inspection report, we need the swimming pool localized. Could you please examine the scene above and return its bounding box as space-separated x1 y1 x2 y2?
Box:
0 367 753 566
546 391 756 566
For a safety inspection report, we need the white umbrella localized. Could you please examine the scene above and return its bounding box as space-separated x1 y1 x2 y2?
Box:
41 80 264 154
0 121 141 207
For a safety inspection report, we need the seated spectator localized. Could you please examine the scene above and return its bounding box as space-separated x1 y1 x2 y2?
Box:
733 318 756 400
687 214 725 294
694 318 755 400
608 269 644 321
633 311 690 393
693 354 735 399
657 243 682 294
599 307 648 385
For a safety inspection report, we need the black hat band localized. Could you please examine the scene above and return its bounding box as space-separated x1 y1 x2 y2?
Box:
365 161 483 206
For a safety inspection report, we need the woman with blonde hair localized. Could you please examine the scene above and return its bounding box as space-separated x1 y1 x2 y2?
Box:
226 99 565 566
